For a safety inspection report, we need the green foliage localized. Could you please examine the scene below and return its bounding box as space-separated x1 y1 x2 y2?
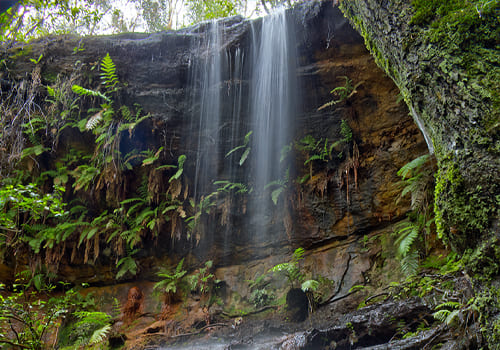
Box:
393 154 436 276
268 247 312 289
295 120 353 184
0 276 101 350
213 180 249 194
318 76 362 110
0 182 68 255
169 154 186 182
100 53 118 93
264 168 289 205
185 0 241 24
60 311 112 349
153 258 187 296
226 130 252 166
71 85 110 102
116 251 139 279
301 279 319 293
185 260 217 295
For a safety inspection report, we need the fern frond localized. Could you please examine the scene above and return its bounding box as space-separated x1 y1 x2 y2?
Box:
433 309 450 323
100 53 118 91
301 279 319 292
435 301 462 310
72 85 110 102
445 309 461 326
397 154 430 179
395 222 419 257
85 111 103 130
239 147 250 166
89 324 111 344
400 250 419 276
271 187 284 205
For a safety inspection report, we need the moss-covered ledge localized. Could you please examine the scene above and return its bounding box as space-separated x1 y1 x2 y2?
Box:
338 0 499 252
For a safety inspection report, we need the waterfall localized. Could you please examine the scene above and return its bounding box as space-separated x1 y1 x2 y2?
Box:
185 8 297 256
190 21 224 201
248 7 297 243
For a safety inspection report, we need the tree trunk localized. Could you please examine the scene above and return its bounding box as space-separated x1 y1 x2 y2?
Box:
338 0 499 254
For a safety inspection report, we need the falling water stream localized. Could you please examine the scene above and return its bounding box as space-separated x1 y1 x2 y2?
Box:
185 7 297 260
248 7 297 244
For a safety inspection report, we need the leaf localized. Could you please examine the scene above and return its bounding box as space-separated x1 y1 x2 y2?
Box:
85 111 103 130
400 250 419 277
100 53 118 91
301 279 319 292
271 187 284 205
397 154 430 179
89 324 111 344
47 85 55 97
433 309 450 323
72 85 110 102
226 144 245 157
239 147 250 166
116 255 138 279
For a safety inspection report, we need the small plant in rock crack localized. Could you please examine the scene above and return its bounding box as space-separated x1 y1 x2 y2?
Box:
268 247 318 293
247 273 275 308
318 76 363 110
153 258 188 304
186 260 218 296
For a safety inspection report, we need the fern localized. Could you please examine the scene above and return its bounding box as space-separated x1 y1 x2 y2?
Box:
301 279 319 292
71 85 110 102
395 221 419 257
433 309 451 323
89 324 111 344
271 187 285 205
226 130 252 166
397 154 430 179
100 53 119 92
400 250 419 276
169 154 186 182
153 258 187 295
85 111 103 130
116 253 138 279
435 301 462 310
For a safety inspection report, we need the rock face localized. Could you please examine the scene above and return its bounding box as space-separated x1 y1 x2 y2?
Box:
0 1 429 346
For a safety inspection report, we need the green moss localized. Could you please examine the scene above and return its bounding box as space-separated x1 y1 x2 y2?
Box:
434 156 497 250
411 0 500 131
464 237 500 280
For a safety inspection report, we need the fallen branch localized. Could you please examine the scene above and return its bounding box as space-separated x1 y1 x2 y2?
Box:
221 305 278 318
